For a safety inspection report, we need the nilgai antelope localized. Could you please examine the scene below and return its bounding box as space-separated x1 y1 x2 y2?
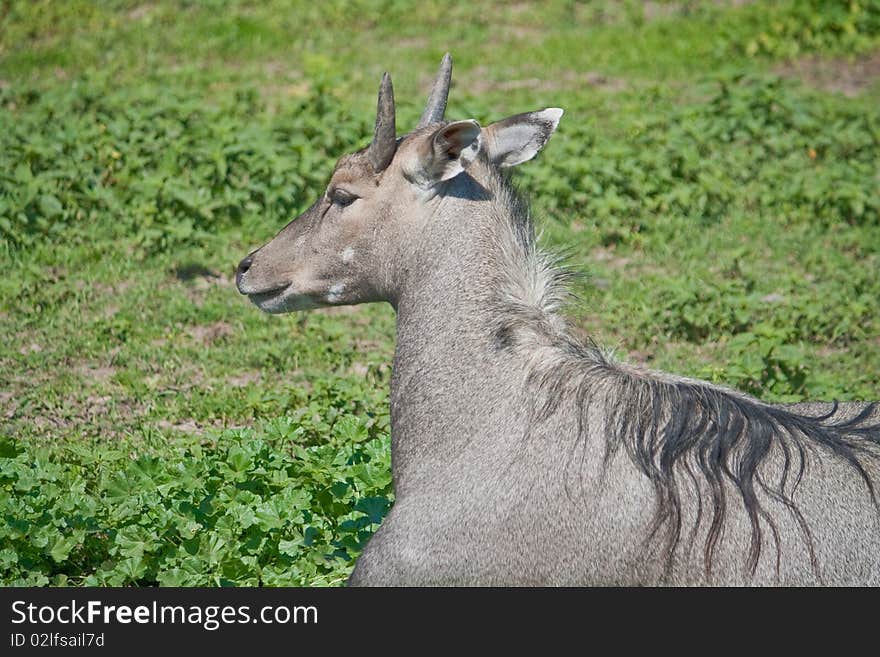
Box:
236 55 880 585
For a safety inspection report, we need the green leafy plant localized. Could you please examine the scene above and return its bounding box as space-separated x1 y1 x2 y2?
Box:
725 0 880 58
0 79 367 254
0 417 392 586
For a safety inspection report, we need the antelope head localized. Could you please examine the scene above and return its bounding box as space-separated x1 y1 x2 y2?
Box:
235 54 562 312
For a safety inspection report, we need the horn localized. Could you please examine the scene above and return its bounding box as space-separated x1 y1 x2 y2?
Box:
368 72 397 172
416 53 452 129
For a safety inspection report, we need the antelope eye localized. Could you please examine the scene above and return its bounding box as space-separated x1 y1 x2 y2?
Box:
329 188 358 207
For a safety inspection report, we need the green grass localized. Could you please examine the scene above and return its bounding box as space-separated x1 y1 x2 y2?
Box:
2 0 879 586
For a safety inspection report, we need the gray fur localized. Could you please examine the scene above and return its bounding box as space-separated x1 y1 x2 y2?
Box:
349 163 880 586
237 59 880 586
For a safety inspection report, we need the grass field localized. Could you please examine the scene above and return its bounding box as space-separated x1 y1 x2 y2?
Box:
2 0 879 585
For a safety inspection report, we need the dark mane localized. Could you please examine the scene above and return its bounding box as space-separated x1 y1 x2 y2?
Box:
595 356 880 577
485 166 880 578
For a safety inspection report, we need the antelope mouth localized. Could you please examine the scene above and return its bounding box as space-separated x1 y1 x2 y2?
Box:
247 283 289 303
245 283 320 314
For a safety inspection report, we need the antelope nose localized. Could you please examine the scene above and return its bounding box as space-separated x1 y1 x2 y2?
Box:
235 254 254 293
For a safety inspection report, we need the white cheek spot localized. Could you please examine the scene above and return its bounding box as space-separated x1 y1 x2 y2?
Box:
326 282 345 304
341 247 355 264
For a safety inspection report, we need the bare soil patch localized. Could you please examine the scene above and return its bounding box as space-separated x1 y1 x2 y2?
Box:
94 280 133 296
226 371 261 387
644 1 754 21
467 67 627 95
776 51 880 97
155 418 224 435
75 362 117 385
127 4 154 21
0 391 16 419
188 321 236 345
591 246 632 270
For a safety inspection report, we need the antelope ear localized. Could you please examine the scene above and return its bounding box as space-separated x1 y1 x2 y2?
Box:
483 108 563 168
413 120 482 184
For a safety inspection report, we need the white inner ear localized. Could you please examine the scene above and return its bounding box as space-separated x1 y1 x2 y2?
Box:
487 108 563 168
493 124 545 168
